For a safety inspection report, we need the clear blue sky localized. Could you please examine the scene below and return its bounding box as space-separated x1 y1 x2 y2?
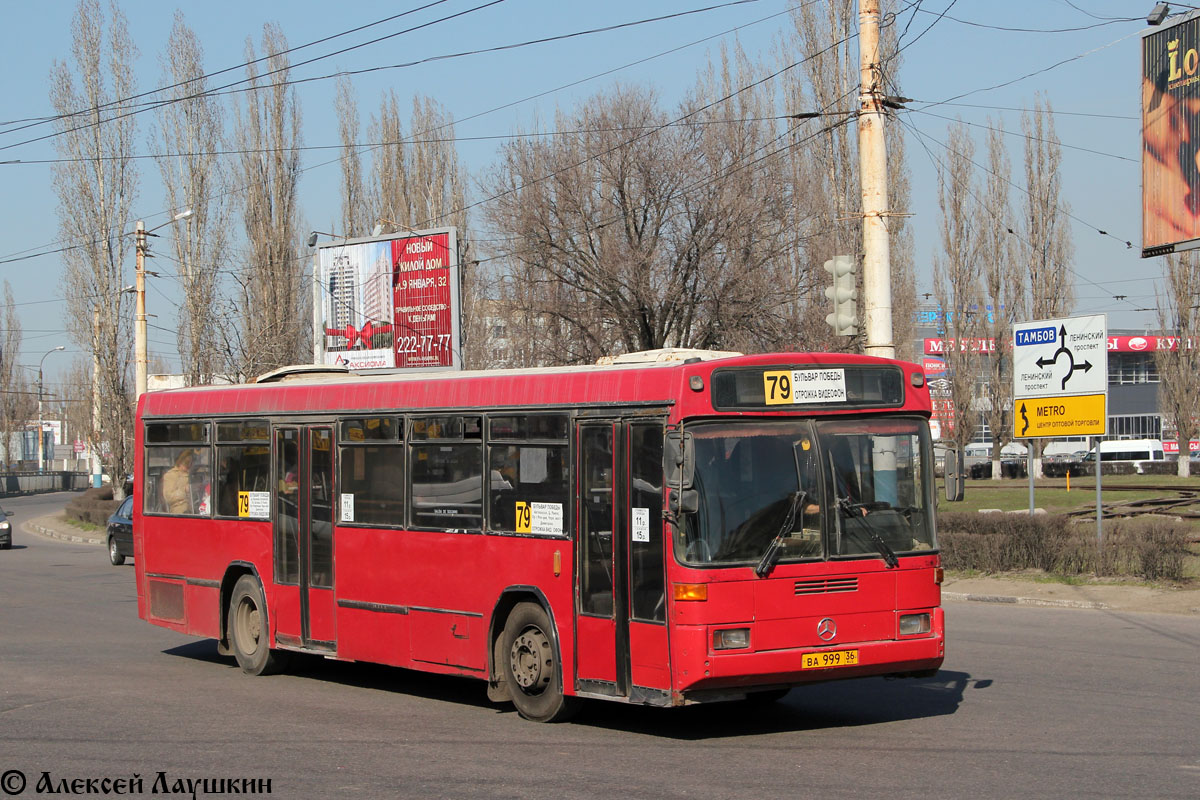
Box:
0 0 1161 394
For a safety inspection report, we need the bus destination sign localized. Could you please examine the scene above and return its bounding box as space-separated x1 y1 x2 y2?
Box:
763 369 847 406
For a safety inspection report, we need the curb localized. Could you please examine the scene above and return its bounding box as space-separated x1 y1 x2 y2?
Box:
23 519 103 546
942 590 1109 610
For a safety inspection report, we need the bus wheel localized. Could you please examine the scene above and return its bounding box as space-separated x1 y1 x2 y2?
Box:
228 575 287 676
501 602 580 723
108 538 125 566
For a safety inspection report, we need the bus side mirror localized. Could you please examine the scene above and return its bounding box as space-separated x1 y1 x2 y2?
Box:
944 446 965 502
668 488 699 515
664 431 695 490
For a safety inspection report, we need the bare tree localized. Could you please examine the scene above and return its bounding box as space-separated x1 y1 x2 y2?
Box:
782 0 861 352
154 11 228 386
979 120 1023 478
1156 252 1200 477
1020 96 1074 318
933 122 984 453
0 282 35 464
50 0 138 498
229 22 306 378
362 93 482 366
335 75 371 238
682 44 799 353
486 83 786 363
1020 95 1074 477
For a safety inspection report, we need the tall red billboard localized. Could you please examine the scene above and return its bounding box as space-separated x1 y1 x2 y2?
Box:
392 231 456 369
315 227 460 372
1143 11 1200 256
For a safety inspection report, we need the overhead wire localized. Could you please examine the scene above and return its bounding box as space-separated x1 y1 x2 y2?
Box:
896 111 1146 316
0 0 786 266
0 0 760 155
0 0 457 135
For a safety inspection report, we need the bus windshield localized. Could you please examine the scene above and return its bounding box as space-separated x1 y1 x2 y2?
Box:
677 417 935 567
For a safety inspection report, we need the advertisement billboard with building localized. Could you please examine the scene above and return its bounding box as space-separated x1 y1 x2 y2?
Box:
315 228 460 372
1143 11 1200 257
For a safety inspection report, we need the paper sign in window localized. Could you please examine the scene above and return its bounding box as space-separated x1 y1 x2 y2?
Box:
341 493 355 523
530 502 563 536
632 507 650 542
238 491 270 519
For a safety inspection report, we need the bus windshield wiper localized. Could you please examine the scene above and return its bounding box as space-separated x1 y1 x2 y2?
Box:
837 497 899 569
755 491 806 578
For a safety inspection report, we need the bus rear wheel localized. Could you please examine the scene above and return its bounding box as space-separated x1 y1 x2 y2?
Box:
501 602 579 723
228 575 288 676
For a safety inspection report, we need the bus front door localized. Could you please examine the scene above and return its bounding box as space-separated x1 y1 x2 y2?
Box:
272 425 336 652
575 420 670 700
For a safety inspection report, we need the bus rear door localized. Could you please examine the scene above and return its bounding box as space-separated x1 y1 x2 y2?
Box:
575 419 670 701
272 424 336 652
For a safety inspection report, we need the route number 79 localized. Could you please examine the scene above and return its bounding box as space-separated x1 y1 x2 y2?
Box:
763 370 794 405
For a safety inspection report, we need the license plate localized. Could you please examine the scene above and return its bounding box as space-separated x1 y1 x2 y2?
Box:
802 649 859 669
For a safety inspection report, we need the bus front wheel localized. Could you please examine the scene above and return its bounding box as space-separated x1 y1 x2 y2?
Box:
501 602 579 723
228 575 287 676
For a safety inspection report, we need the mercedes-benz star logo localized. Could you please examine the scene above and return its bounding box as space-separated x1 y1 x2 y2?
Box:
816 617 837 641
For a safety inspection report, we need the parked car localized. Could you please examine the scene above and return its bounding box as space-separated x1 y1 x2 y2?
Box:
106 495 134 565
0 503 12 549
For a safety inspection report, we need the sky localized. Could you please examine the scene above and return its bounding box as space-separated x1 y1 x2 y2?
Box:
0 0 1167 397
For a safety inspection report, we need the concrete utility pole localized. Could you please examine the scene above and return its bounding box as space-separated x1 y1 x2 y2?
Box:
134 210 192 400
135 220 148 400
858 0 894 359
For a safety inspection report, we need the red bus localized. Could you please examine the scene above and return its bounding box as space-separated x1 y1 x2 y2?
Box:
133 350 944 722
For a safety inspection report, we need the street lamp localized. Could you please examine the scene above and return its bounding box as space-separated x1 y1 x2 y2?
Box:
135 209 193 400
37 346 66 473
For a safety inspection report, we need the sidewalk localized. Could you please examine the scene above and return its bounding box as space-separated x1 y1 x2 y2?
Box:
23 513 104 546
23 513 1200 615
943 573 1200 615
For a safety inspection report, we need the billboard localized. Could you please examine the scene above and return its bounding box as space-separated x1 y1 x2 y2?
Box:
1143 11 1200 257
315 227 460 372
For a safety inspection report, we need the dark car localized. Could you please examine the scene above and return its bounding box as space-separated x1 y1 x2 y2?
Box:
0 503 11 549
106 495 134 565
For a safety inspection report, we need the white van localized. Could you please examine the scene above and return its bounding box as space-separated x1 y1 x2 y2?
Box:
1081 439 1166 473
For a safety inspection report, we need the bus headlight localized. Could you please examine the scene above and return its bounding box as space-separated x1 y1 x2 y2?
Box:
713 628 750 650
899 613 931 636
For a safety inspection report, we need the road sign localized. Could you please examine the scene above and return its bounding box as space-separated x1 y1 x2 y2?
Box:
1012 393 1106 439
1012 314 1107 398
1012 314 1108 439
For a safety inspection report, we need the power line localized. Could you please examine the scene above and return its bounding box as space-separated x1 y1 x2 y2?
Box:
909 107 1137 164
0 115 801 167
0 0 759 156
0 0 510 153
0 0 456 135
0 0 785 267
897 112 1146 316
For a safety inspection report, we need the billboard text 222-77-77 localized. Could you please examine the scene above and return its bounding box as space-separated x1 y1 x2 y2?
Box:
316 228 460 371
1143 13 1200 257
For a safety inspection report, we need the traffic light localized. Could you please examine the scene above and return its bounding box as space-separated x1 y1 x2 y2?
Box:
823 255 858 336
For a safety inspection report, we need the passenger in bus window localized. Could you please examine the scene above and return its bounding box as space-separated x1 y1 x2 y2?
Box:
279 443 298 497
162 449 195 514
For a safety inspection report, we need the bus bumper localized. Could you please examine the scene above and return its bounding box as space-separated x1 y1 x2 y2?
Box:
673 611 945 696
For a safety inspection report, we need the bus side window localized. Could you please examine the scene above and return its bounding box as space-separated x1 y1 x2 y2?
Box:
629 424 665 622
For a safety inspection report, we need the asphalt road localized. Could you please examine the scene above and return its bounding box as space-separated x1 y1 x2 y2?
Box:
1 492 1197 799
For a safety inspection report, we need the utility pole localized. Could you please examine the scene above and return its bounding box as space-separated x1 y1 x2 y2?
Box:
858 0 894 359
134 210 192 400
135 220 148 400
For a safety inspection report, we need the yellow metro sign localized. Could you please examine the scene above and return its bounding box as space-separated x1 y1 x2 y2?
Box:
1013 393 1106 439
